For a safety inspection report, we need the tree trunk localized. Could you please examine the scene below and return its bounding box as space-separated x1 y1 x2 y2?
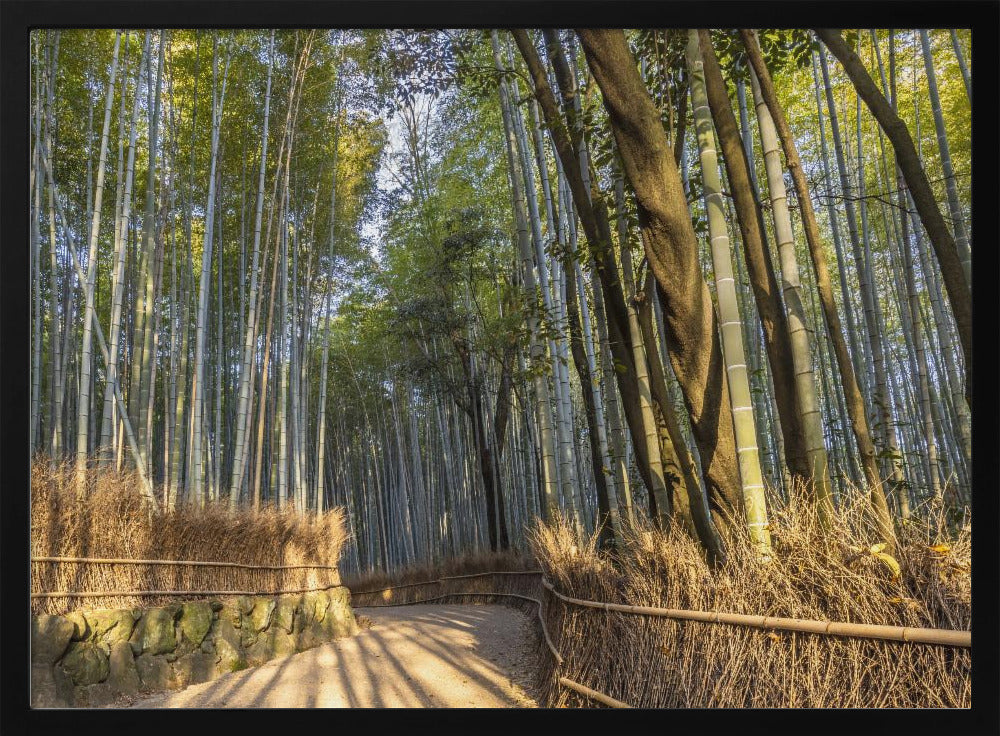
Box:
576 29 745 542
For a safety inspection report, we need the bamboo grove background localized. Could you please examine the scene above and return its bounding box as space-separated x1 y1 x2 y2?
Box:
29 28 971 577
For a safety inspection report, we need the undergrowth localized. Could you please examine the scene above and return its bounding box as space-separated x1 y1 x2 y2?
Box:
531 483 971 708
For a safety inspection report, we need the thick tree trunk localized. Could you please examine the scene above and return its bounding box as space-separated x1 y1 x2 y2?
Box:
576 29 745 541
514 29 690 525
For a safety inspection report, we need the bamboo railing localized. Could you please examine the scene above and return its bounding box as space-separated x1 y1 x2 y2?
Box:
32 556 342 571
541 578 972 648
30 555 346 613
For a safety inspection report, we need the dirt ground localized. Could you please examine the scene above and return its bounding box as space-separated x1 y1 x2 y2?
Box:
127 604 539 708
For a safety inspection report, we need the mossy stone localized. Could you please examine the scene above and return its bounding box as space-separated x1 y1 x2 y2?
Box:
236 596 256 615
61 641 110 686
84 608 137 645
246 627 297 665
211 617 244 673
247 597 276 632
302 591 330 624
271 596 299 634
179 602 213 647
129 605 179 656
65 611 90 641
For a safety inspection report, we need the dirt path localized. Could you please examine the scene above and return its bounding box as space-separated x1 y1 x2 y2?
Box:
128 604 539 708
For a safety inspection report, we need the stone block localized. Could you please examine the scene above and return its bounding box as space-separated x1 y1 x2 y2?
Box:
219 601 241 627
271 595 299 634
302 591 330 624
30 664 74 708
129 605 179 656
31 614 75 665
246 597 276 632
75 682 115 707
211 617 244 673
134 653 177 692
295 620 324 652
179 601 213 648
237 596 256 615
61 641 110 686
65 611 90 641
174 651 217 689
246 626 298 665
108 640 140 696
84 609 137 645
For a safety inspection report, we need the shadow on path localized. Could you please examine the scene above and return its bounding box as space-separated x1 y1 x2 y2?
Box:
128 604 538 708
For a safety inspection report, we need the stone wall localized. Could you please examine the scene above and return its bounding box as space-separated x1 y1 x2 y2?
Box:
30 586 358 707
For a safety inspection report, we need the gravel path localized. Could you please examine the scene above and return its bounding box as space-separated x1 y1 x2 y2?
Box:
128 604 539 708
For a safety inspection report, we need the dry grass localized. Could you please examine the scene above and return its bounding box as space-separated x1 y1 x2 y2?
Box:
31 459 350 616
531 483 972 708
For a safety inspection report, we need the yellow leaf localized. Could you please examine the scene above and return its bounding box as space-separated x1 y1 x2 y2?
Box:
768 632 780 642
872 551 901 579
928 544 951 554
869 543 886 554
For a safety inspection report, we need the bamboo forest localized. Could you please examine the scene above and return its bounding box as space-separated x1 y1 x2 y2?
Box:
27 27 974 709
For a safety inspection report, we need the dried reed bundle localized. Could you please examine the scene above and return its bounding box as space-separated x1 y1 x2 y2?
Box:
31 460 350 615
530 481 971 708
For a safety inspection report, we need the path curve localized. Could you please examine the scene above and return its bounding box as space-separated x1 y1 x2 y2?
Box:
128 604 538 708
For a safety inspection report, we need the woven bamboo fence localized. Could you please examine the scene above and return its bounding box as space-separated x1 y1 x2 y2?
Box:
30 465 350 616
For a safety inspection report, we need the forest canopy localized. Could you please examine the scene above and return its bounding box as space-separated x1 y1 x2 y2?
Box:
29 28 971 574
